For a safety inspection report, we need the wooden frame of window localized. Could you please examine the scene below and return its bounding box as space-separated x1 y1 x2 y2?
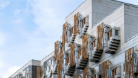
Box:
107 29 112 41
70 27 74 37
82 17 86 28
66 57 69 66
78 49 81 59
112 68 117 78
91 40 96 50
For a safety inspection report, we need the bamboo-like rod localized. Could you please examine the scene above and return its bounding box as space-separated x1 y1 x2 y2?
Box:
36 66 40 78
69 43 75 66
82 34 88 60
97 23 104 51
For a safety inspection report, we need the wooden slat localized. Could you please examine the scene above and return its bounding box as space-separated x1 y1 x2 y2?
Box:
97 23 104 51
62 23 67 45
82 34 88 60
73 12 79 36
125 47 134 78
37 66 40 78
54 41 58 66
101 60 109 78
70 43 75 66
57 49 63 78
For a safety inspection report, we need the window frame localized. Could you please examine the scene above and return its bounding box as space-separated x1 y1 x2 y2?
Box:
82 17 86 28
91 40 96 50
107 29 112 41
123 63 125 72
78 49 82 59
115 29 118 36
112 67 117 78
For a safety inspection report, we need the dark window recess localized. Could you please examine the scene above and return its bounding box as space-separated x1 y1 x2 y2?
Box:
123 63 125 71
107 29 112 40
105 33 107 40
82 17 86 28
91 40 96 50
115 30 118 35
112 68 117 78
99 64 101 74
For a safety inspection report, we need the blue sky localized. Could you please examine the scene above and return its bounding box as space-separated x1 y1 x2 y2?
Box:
0 0 137 78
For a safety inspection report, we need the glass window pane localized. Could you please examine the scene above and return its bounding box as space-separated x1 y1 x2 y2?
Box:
105 33 107 40
115 30 118 35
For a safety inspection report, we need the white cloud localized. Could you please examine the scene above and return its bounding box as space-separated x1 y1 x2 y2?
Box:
14 9 21 14
28 0 63 38
0 66 20 78
0 1 10 9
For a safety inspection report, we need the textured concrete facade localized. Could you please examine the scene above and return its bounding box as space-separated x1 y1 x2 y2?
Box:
10 0 138 78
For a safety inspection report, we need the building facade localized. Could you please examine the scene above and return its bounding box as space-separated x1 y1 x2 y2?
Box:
10 0 138 78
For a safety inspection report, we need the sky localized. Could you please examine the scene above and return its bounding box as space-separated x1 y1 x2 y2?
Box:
0 0 138 78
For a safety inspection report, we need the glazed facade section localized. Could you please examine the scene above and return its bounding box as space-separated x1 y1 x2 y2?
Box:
10 0 138 78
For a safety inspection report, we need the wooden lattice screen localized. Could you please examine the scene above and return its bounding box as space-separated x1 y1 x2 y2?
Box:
54 41 58 66
97 23 104 50
37 66 40 78
70 43 75 66
125 47 134 78
82 34 88 60
62 23 67 45
57 50 63 78
74 12 79 36
83 67 89 78
101 60 110 78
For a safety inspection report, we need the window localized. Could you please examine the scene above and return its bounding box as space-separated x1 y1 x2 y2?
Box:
78 49 81 58
115 30 118 36
107 29 112 40
134 54 137 64
112 68 117 78
66 57 69 66
105 33 107 40
70 27 73 37
123 63 125 72
82 17 86 28
91 40 96 50
51 59 53 65
59 47 61 53
47 65 49 71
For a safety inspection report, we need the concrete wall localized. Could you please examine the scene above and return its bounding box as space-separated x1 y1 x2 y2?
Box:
92 0 123 27
41 52 54 65
124 4 138 41
10 60 40 77
10 0 138 78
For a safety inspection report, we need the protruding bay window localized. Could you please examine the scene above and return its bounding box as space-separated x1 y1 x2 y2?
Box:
104 24 120 54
